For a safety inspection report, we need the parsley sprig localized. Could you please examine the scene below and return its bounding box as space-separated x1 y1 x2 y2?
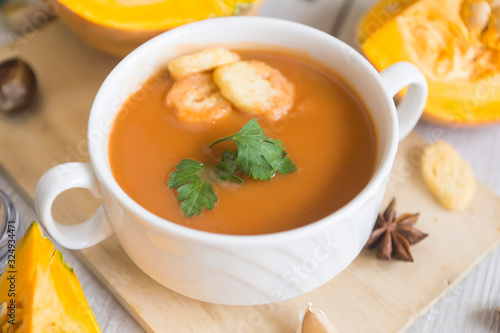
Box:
209 119 296 180
167 119 297 217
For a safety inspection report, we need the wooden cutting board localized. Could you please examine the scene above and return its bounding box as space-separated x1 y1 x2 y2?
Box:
0 21 499 332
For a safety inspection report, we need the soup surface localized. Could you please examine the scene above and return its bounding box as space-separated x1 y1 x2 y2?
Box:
109 50 378 235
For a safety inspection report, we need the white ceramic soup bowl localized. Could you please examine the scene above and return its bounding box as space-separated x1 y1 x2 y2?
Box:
34 17 427 306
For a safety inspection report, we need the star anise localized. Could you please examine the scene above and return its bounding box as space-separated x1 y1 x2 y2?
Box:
366 198 428 262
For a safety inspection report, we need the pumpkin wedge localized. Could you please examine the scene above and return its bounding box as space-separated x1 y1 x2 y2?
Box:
54 0 264 56
0 222 101 332
358 0 500 125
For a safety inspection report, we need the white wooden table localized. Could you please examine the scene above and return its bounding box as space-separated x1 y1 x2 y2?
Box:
1 0 499 331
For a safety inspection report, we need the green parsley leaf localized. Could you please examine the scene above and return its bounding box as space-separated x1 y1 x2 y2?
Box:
209 119 296 181
221 150 238 162
167 159 217 217
214 162 243 183
213 150 243 183
169 120 297 217
273 151 297 175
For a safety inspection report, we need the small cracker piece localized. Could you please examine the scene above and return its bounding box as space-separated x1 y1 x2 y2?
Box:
167 48 241 80
166 73 234 124
421 140 476 210
213 60 295 121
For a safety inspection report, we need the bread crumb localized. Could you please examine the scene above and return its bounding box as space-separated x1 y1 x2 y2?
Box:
166 73 234 123
168 48 240 80
421 141 476 210
213 60 294 121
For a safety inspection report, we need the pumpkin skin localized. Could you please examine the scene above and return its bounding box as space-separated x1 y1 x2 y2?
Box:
52 0 264 57
0 222 101 332
357 0 500 126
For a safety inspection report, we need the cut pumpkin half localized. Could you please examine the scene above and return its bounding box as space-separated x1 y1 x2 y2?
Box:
54 0 263 56
358 0 500 125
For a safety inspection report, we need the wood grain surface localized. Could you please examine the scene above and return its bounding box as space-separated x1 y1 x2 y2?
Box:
0 0 499 332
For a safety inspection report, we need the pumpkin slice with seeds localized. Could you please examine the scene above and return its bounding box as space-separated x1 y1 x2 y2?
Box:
358 0 500 125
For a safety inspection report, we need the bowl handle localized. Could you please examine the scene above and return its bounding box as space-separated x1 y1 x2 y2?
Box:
380 62 428 141
34 162 112 250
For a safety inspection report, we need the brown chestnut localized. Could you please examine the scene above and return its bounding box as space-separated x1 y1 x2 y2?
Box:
0 57 37 113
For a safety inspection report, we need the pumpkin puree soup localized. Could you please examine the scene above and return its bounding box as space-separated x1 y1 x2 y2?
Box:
109 50 378 235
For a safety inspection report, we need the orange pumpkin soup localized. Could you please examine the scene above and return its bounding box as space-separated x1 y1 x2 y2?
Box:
109 50 378 235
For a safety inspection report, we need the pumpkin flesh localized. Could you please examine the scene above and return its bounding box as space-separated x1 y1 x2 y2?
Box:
55 0 262 56
56 0 257 30
0 222 101 332
359 0 500 125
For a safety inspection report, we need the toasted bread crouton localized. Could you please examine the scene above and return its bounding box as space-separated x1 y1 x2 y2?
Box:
168 48 241 80
421 141 476 210
213 60 295 121
166 73 234 124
